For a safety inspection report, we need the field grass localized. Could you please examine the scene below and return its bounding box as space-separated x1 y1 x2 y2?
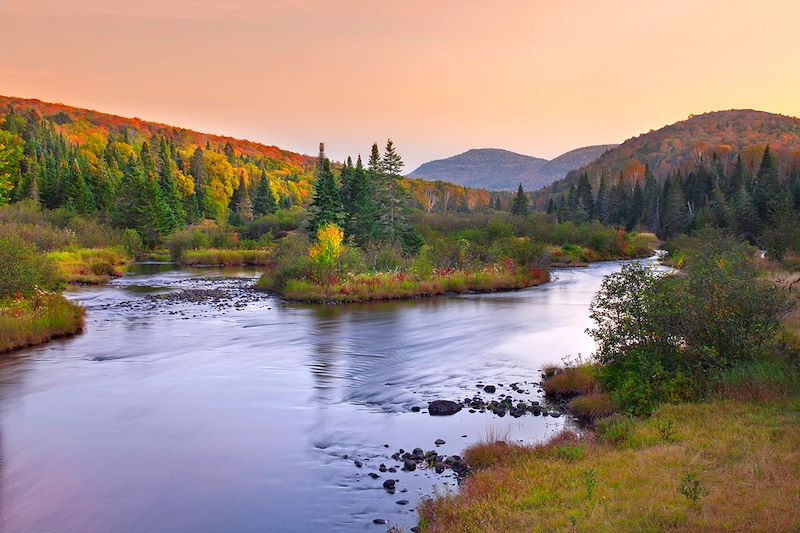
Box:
47 247 130 284
419 398 800 533
256 268 549 303
180 248 271 266
0 292 85 353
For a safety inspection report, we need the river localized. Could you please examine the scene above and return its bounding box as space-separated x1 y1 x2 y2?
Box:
0 260 642 532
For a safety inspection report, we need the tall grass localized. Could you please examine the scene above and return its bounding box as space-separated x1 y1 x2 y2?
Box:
180 249 271 266
47 248 129 284
0 292 85 353
257 268 549 303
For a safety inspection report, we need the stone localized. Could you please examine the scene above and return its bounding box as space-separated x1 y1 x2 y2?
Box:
382 479 396 489
435 438 446 446
483 385 496 393
428 400 462 416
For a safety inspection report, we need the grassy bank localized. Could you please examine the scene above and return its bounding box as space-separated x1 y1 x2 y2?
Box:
180 248 271 266
419 397 800 533
256 267 549 303
0 292 85 353
47 248 130 284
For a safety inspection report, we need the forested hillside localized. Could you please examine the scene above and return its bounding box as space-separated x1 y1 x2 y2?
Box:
0 96 319 245
536 110 800 256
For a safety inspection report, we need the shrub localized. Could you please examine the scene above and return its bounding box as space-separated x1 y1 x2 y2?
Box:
121 229 143 258
0 236 59 297
308 224 344 270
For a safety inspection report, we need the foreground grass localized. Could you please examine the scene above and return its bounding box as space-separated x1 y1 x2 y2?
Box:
419 398 800 533
0 292 85 353
256 268 549 303
47 247 130 284
180 248 271 266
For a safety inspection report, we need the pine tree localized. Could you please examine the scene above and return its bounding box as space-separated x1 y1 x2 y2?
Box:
252 171 277 217
576 172 594 218
734 185 760 243
189 147 206 221
367 143 382 175
347 155 378 246
381 139 403 177
596 174 611 224
662 180 689 238
754 144 783 224
158 137 184 231
642 164 660 232
511 184 529 216
308 144 341 234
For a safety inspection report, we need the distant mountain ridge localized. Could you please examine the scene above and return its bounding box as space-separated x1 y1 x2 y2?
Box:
408 145 617 191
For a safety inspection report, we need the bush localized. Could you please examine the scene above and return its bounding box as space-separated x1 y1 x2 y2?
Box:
121 229 143 258
590 230 788 413
0 236 59 297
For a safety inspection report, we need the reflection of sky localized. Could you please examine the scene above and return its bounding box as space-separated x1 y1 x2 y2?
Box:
0 259 648 532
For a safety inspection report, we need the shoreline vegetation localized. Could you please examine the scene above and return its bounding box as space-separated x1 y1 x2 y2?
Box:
0 292 84 353
418 230 800 533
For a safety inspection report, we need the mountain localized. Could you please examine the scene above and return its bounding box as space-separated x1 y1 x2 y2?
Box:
408 145 616 191
534 109 800 205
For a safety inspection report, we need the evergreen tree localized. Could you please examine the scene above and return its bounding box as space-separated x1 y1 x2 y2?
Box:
642 163 660 232
346 155 378 246
511 184 529 216
576 172 594 218
754 144 782 224
189 147 207 221
308 144 341 234
662 180 689 238
252 171 276 217
381 139 403 177
734 185 760 243
596 174 611 224
158 137 184 231
367 143 382 174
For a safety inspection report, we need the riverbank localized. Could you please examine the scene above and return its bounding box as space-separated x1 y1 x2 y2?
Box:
0 292 85 353
47 248 130 284
418 397 800 533
255 267 549 303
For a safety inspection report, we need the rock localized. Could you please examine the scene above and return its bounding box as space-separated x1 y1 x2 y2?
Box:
435 462 446 473
411 527 420 533
396 499 409 505
435 438 446 446
412 447 424 456
373 518 387 524
551 411 562 418
388 467 397 473
384 443 390 448
403 459 417 471
411 406 421 412
379 464 387 472
368 473 380 479
483 385 496 393
383 479 396 489
428 400 462 416
354 460 363 468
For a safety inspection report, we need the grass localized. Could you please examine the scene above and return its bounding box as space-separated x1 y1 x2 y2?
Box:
419 398 800 533
256 268 550 303
0 292 85 353
542 365 599 399
567 392 617 423
47 247 130 284
180 248 271 266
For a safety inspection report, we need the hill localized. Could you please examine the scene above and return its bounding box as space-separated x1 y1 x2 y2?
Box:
535 109 800 204
408 145 616 191
0 95 315 169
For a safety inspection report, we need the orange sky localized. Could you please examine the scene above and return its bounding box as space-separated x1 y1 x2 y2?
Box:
1 0 799 169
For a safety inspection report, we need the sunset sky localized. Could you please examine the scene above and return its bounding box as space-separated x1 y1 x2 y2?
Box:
1 0 799 169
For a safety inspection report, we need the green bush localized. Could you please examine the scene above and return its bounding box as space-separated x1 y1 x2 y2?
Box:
0 235 59 297
590 230 787 413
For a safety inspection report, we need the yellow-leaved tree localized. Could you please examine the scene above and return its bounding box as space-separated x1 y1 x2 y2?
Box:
309 223 344 269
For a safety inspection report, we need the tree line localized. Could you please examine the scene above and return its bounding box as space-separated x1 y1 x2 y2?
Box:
308 140 422 252
546 146 800 257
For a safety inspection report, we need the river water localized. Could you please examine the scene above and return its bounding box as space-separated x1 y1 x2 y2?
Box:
0 260 641 533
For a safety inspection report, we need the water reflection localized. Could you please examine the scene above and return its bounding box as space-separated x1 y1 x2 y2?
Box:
0 259 650 532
